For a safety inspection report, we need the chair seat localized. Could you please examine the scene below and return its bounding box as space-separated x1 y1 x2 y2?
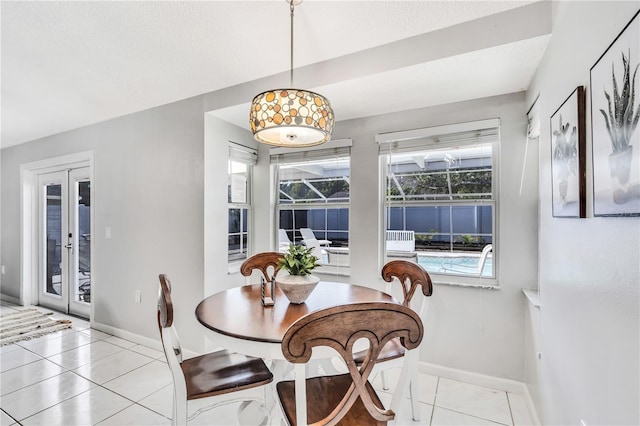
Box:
276 373 387 425
353 337 406 365
181 349 273 400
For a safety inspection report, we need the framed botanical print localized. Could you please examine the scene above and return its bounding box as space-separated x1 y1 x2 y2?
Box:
590 10 640 216
550 86 586 218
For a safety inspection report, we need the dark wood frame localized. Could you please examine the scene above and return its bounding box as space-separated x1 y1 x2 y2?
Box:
590 10 640 217
550 86 586 218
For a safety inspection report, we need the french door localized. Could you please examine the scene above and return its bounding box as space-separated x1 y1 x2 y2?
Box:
38 167 91 318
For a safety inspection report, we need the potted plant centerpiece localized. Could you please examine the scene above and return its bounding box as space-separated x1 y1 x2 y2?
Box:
276 243 321 304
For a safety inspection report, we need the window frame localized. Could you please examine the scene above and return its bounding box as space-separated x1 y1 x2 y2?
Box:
271 139 352 276
227 143 257 267
378 120 499 287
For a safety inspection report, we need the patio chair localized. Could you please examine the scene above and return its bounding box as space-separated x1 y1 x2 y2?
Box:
279 229 293 252
157 274 273 425
440 244 493 276
299 228 331 246
276 302 423 425
354 260 433 421
301 238 325 262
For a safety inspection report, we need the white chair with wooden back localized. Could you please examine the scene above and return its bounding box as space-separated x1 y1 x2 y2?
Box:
276 302 424 425
355 260 433 421
157 274 274 425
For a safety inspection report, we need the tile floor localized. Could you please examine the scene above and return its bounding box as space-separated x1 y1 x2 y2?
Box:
0 302 534 425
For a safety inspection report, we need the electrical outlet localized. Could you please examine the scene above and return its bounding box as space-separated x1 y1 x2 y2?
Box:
105 227 112 239
135 290 141 303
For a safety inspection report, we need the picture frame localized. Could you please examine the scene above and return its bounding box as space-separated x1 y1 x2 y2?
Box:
550 86 586 218
590 10 640 216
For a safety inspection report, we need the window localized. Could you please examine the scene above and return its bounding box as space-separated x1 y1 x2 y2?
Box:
228 143 257 263
272 140 351 274
379 120 498 283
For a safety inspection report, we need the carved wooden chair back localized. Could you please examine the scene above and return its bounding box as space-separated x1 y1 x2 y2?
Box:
240 251 284 283
278 302 423 425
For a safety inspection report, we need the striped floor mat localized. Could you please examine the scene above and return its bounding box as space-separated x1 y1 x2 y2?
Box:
0 308 72 346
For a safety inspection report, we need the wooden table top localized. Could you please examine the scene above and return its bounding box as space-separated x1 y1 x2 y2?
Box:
195 281 396 344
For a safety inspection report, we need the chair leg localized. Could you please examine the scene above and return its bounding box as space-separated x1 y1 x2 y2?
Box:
380 370 389 391
172 388 187 426
409 379 421 421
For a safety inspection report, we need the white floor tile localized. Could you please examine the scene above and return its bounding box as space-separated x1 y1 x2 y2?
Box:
102 335 137 349
0 306 20 315
0 371 95 421
103 360 172 402
393 399 433 425
0 358 64 396
129 344 165 359
47 340 124 370
138 384 173 418
372 368 439 405
0 346 42 373
0 409 17 426
435 378 512 425
20 386 132 426
77 328 113 341
97 403 171 425
508 393 534 426
16 331 94 358
431 406 503 425
0 344 22 355
73 349 153 384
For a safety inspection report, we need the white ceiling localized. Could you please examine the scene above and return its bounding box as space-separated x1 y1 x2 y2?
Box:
0 1 551 149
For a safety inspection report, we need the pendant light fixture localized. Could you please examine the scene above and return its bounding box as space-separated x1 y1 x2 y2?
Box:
249 0 334 147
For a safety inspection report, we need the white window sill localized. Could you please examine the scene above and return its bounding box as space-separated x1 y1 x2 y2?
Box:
227 261 243 275
433 280 500 290
522 289 540 308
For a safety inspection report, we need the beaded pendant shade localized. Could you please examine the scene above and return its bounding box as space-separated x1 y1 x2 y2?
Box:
249 0 334 147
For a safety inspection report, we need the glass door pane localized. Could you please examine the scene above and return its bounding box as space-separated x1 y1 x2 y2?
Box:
45 183 63 297
75 180 91 303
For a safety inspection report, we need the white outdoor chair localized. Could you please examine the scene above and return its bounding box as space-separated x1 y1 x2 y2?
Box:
279 229 293 252
299 228 331 246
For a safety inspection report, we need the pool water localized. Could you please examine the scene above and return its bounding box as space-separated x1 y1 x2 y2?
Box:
418 254 493 277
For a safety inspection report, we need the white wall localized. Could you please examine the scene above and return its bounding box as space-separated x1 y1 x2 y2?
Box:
527 2 640 424
1 97 207 351
249 92 539 381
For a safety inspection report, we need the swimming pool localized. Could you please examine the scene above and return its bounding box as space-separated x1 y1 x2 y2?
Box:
418 254 493 277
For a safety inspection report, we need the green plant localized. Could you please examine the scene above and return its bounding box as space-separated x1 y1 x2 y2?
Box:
278 243 320 276
599 50 640 153
455 234 482 246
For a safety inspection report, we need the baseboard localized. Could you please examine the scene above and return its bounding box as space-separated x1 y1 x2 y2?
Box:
92 321 164 352
0 293 22 305
91 321 200 359
419 362 540 425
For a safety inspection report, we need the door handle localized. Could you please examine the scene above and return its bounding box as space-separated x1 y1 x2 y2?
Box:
65 243 73 249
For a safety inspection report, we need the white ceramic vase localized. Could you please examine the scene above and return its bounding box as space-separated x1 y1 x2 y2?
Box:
276 274 320 304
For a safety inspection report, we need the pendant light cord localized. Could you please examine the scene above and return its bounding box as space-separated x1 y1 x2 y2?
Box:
290 0 295 87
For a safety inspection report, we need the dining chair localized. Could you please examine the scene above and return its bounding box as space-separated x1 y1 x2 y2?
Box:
157 274 274 426
276 302 424 426
240 251 284 283
355 260 433 421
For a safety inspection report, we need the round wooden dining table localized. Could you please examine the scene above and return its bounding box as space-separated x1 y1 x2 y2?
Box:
195 281 396 360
